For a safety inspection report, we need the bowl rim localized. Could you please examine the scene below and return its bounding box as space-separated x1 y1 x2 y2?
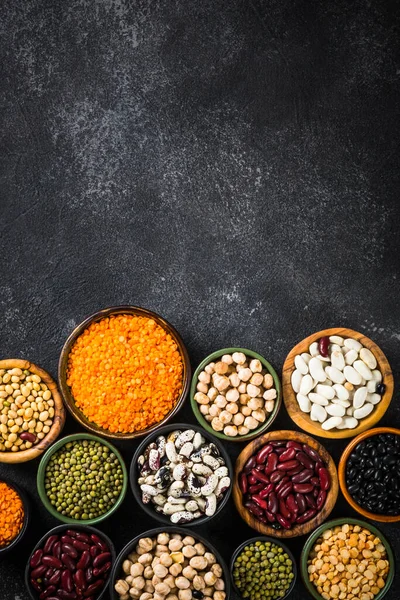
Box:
130 421 233 527
58 305 192 440
282 327 394 439
24 522 116 600
230 535 297 600
190 347 282 442
338 426 400 522
0 476 30 555
108 525 231 600
300 517 395 600
232 429 339 538
0 358 66 463
36 432 128 525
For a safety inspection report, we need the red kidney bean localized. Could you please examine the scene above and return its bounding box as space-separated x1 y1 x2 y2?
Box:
295 492 307 513
89 545 99 558
72 539 90 552
256 444 273 464
292 468 314 484
310 476 320 486
296 452 314 470
48 570 61 586
293 483 314 494
57 591 78 600
277 482 293 499
93 561 111 577
265 510 276 523
31 578 43 592
275 447 287 455
45 567 54 579
279 447 296 462
61 535 74 545
61 553 75 571
259 483 274 498
270 441 286 446
42 556 63 569
73 568 86 590
252 495 268 510
77 550 91 570
61 569 73 592
31 565 47 578
318 336 329 357
287 441 303 451
251 469 270 484
249 483 264 494
85 566 94 583
84 580 104 597
53 541 61 559
20 431 37 443
90 534 108 551
265 453 278 474
276 514 291 529
244 455 257 472
75 532 90 543
277 459 299 471
61 543 78 559
286 464 303 476
296 508 317 524
302 444 321 463
270 470 285 484
267 491 278 513
244 500 264 518
275 476 290 494
247 475 257 485
239 473 248 494
30 549 43 568
317 489 327 509
66 530 78 538
43 535 59 555
286 494 298 514
279 498 291 520
313 487 319 498
39 586 56 599
314 460 324 472
304 493 317 509
318 467 330 491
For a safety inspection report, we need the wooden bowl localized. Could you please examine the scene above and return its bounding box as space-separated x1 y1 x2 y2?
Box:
338 426 400 522
282 328 393 439
190 347 282 442
58 305 191 440
233 430 338 538
0 359 65 463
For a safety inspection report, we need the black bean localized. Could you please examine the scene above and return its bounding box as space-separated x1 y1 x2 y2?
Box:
376 383 386 395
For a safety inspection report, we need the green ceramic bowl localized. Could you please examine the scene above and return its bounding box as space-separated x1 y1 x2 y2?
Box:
190 347 281 442
37 433 128 525
300 517 395 600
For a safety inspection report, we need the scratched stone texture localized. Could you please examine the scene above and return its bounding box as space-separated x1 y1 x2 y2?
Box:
0 0 399 598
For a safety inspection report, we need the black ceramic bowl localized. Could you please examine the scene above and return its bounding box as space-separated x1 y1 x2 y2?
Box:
230 536 297 600
109 526 231 600
130 422 233 526
24 524 115 600
0 477 30 556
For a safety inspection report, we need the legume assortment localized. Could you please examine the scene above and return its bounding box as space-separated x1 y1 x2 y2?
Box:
115 532 226 600
232 540 295 599
44 439 124 520
194 352 278 437
0 367 55 452
137 428 231 523
307 523 389 600
0 481 24 548
66 315 184 434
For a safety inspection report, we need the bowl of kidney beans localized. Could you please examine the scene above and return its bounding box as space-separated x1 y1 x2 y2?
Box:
339 427 400 522
233 430 338 538
25 524 115 600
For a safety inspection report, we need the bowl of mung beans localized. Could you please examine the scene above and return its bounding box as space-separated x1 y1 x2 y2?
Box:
36 433 127 525
58 306 191 440
300 518 395 600
230 537 297 600
0 359 66 463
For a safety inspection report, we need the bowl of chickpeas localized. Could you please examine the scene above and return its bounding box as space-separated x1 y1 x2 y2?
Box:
0 359 65 463
190 348 281 442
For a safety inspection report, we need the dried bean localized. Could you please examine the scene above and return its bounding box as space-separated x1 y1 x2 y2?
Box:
270 470 285 483
61 553 75 571
252 495 268 510
42 556 63 569
76 550 91 570
255 444 273 464
92 561 111 577
279 498 291 520
295 492 307 514
258 483 274 498
39 585 56 599
295 508 317 523
53 541 61 559
276 514 291 529
286 441 303 451
92 551 111 568
72 539 90 552
267 492 278 513
248 483 264 494
292 468 313 483
296 452 314 470
302 444 320 463
73 568 86 590
84 579 105 596
90 534 107 551
318 336 329 357
251 469 270 484
279 447 296 462
304 493 316 509
293 483 314 494
286 494 298 514
265 453 278 474
276 459 299 471
316 489 327 509
244 456 257 472
61 569 74 592
239 473 248 494
62 543 78 559
48 570 61 586
318 467 330 491
43 535 58 554
30 549 43 568
31 565 47 578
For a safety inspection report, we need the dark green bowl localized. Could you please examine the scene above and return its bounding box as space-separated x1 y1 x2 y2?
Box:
300 517 395 600
37 433 128 525
190 347 281 442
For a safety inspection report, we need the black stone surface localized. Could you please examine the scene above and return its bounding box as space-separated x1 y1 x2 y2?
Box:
0 0 399 598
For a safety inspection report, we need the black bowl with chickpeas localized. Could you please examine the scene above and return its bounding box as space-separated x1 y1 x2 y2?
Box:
110 527 231 600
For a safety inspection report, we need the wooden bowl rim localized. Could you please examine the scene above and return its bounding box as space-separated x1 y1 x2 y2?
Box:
338 426 400 522
299 517 395 600
190 347 282 442
0 359 66 463
230 536 297 600
282 328 394 439
36 432 128 525
58 305 191 440
233 429 339 538
0 477 30 554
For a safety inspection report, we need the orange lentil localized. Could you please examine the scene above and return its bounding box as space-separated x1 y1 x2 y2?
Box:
0 482 24 547
66 315 184 433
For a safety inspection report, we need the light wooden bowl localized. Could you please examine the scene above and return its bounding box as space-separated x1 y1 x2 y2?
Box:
233 429 338 538
282 328 393 439
338 426 400 523
0 359 65 463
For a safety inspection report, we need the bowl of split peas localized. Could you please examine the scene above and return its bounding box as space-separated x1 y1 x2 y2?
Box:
58 306 191 440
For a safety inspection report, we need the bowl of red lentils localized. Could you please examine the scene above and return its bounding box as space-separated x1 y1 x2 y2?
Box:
0 477 30 555
58 306 191 440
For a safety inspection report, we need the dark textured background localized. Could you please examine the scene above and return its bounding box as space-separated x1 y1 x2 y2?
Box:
0 0 399 598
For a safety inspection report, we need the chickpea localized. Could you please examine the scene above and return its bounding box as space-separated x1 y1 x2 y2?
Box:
182 545 197 558
175 577 190 590
155 582 171 595
239 394 250 405
159 553 173 567
131 563 144 577
252 409 266 422
238 425 250 435
209 404 221 418
238 368 252 382
204 572 217 586
264 399 275 412
237 382 247 393
169 563 183 577
143 566 154 579
223 425 238 437
244 416 259 430
214 579 225 591
115 580 130 595
198 371 211 384
182 566 197 580
226 402 238 414
197 382 209 394
138 553 153 565
229 373 240 387
194 392 209 405
211 564 222 577
213 592 226 600
178 590 192 600
207 387 218 401
204 363 215 374
219 410 232 425
214 361 229 375
263 389 277 401
214 395 227 409
153 564 168 578
211 417 224 431
247 397 263 410
232 412 245 426
132 577 145 590
129 588 141 599
200 404 209 415
241 405 252 416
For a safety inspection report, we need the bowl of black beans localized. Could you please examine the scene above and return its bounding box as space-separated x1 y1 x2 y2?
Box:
339 427 400 522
